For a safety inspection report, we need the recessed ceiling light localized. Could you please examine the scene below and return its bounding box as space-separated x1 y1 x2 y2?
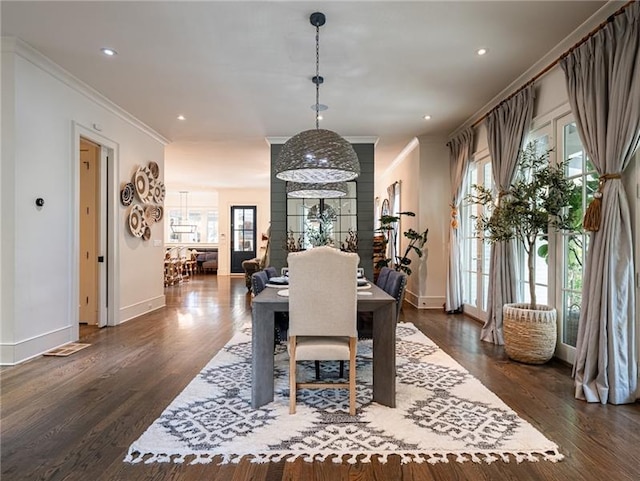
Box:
477 48 487 56
423 115 432 120
100 47 117 56
177 115 186 120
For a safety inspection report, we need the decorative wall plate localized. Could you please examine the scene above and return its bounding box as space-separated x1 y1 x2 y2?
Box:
155 205 164 222
120 182 135 206
144 205 156 225
134 166 154 204
148 161 160 179
144 205 163 225
142 226 152 241
152 180 166 204
128 205 146 237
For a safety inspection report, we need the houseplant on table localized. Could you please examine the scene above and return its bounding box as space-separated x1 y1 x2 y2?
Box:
467 141 577 364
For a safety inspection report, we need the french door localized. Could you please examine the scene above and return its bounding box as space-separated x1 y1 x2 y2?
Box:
461 154 492 319
554 113 595 363
230 206 257 273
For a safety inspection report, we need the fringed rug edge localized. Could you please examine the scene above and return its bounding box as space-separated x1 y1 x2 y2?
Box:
124 447 564 466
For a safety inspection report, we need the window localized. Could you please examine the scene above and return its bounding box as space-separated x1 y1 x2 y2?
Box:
166 208 219 245
518 131 553 308
461 153 492 319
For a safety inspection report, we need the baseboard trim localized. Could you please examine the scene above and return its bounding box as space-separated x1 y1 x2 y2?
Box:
405 291 446 310
119 295 166 324
0 325 73 365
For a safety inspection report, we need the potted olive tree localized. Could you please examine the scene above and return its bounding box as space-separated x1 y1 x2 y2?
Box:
467 141 577 363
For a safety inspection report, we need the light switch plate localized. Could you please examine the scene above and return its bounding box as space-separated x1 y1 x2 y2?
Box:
153 239 162 247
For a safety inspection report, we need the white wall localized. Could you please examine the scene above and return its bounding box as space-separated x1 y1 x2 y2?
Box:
376 136 450 309
217 188 270 275
416 136 451 309
1 39 166 364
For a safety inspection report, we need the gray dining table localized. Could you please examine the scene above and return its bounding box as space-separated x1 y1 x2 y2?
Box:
251 282 397 409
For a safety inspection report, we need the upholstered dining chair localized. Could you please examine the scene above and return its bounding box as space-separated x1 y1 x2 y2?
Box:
264 266 278 279
357 268 407 339
251 270 289 347
376 266 392 289
287 246 359 415
383 270 408 322
251 270 269 296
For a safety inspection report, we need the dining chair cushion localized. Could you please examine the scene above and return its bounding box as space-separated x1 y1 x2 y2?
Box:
288 336 351 361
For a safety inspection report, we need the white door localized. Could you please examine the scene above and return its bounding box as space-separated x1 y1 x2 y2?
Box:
78 138 107 327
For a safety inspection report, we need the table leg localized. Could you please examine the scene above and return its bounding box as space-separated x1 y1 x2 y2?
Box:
252 305 275 408
372 303 396 407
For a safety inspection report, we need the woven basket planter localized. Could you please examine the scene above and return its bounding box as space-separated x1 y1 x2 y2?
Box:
503 303 557 364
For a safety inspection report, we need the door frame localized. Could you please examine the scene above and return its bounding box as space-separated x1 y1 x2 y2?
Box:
71 122 119 338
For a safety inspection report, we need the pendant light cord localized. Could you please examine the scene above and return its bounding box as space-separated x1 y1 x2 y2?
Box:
315 22 320 130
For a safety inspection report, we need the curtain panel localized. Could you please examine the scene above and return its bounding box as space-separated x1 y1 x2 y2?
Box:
386 182 400 267
481 86 535 345
560 2 639 404
445 128 474 313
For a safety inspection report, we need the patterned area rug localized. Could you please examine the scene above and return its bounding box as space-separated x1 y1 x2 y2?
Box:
125 323 563 465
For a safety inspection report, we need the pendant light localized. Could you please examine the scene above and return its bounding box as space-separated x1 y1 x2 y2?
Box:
275 12 360 184
170 191 197 234
286 181 348 199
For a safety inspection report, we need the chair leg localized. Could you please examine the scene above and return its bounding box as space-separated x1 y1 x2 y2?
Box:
339 361 344 378
289 336 297 414
315 360 320 380
349 337 356 415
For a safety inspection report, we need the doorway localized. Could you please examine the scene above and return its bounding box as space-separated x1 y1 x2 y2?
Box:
230 206 257 273
77 136 109 329
72 122 119 340
79 139 100 325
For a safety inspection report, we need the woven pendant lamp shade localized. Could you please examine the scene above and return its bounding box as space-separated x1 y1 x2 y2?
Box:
286 181 348 198
275 129 360 183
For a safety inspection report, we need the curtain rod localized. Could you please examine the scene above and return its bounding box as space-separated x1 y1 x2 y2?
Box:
471 0 636 129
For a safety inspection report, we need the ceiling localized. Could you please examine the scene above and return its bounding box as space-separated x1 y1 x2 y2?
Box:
1 1 608 191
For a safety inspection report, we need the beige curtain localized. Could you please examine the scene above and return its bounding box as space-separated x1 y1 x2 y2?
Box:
445 128 474 313
481 86 535 345
560 2 639 404
386 182 400 267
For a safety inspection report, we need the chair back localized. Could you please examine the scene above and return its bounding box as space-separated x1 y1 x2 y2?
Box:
383 270 407 321
263 266 278 279
376 266 392 288
288 246 359 338
251 271 269 295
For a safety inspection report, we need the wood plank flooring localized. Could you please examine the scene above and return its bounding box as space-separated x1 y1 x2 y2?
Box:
1 275 638 481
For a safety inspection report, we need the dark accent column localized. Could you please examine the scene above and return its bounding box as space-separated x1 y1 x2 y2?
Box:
270 142 375 279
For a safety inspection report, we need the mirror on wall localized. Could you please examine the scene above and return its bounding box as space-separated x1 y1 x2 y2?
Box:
286 181 357 251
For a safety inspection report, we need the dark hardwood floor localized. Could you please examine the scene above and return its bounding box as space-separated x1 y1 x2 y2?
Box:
1 274 638 481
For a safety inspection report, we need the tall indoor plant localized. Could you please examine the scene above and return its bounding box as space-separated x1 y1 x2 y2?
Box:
376 211 428 276
467 141 577 363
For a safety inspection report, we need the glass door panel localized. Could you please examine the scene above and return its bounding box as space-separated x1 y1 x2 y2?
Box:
461 155 492 319
555 112 594 363
230 206 257 273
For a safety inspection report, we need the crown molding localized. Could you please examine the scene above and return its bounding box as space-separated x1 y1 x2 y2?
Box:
382 137 419 177
3 36 169 145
